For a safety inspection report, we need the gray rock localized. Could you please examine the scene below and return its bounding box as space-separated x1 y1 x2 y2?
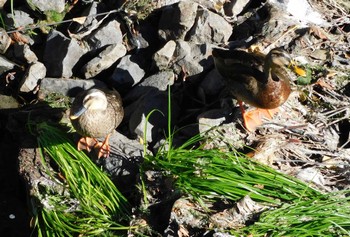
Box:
140 71 175 91
39 78 107 98
84 20 123 50
73 1 99 33
126 91 180 143
0 28 11 54
124 71 175 103
13 44 38 63
6 9 34 28
187 7 232 44
0 55 16 74
43 30 86 78
108 131 144 158
158 1 232 44
225 0 252 16
200 69 225 96
83 43 127 78
171 40 214 77
28 0 65 13
197 108 247 150
153 40 176 70
111 55 145 90
19 62 46 92
158 1 198 41
197 109 228 134
98 131 143 194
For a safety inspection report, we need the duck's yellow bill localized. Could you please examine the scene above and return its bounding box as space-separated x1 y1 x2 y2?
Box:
289 60 307 76
293 65 307 76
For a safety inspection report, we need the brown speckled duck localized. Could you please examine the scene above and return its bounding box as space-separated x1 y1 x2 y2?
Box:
212 47 293 131
70 88 124 158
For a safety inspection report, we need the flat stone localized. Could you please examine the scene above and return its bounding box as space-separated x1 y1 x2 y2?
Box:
19 62 46 93
111 55 145 90
43 30 86 78
84 20 123 50
83 43 127 78
29 0 65 13
97 132 143 194
197 108 247 150
124 71 175 103
38 77 107 98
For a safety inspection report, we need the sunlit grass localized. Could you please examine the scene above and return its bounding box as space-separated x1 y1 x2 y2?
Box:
35 122 132 236
234 190 350 236
144 137 322 206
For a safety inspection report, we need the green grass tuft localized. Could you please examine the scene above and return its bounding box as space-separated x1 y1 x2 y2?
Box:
35 122 132 236
234 191 350 236
145 137 322 206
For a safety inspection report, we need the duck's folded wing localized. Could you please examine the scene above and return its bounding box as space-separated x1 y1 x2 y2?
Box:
212 48 264 68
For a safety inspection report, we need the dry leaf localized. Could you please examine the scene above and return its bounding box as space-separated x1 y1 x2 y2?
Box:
315 79 334 90
310 26 329 40
72 16 87 24
10 32 29 44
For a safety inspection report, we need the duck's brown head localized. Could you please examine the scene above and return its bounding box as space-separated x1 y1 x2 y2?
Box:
263 48 293 81
267 48 292 67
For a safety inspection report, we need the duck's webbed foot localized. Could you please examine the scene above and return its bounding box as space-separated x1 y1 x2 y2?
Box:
243 108 279 132
94 134 111 158
77 137 98 152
